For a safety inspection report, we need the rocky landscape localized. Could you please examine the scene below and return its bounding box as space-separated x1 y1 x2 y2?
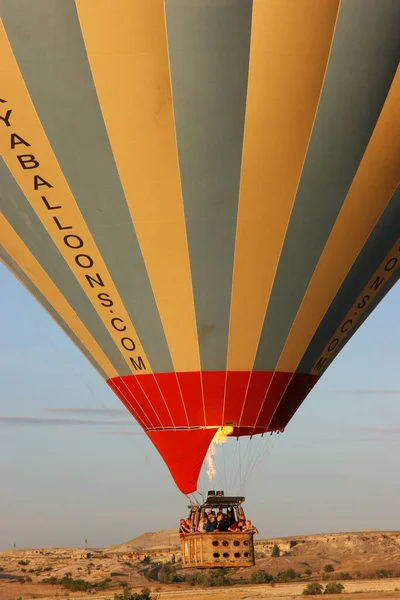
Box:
1 530 400 600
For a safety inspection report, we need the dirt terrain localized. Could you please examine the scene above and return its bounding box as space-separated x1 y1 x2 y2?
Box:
1 530 400 600
254 530 400 576
1 579 400 600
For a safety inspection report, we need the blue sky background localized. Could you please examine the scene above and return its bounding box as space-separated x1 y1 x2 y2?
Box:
0 263 399 551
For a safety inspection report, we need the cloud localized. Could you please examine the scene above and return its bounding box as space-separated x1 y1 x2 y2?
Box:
325 389 400 396
350 427 400 442
356 427 400 435
44 406 127 416
0 416 134 427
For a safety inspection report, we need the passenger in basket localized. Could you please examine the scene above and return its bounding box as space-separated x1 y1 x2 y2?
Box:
185 518 193 533
198 516 208 533
227 509 236 526
243 519 259 534
205 515 217 532
216 512 229 532
179 518 190 537
228 516 245 532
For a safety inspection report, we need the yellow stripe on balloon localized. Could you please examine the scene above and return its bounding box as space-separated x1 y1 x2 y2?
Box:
311 239 400 376
277 65 400 373
0 22 151 375
0 214 118 379
75 0 200 373
227 0 340 371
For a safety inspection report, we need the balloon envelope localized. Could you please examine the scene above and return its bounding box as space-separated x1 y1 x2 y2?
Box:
0 0 399 494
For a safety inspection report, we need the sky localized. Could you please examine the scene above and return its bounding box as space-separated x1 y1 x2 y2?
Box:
0 263 399 551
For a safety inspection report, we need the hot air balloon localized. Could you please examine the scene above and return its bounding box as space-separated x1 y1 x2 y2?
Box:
1 0 399 502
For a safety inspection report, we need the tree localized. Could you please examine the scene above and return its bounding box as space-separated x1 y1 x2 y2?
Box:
171 554 176 564
324 582 344 594
114 589 159 600
185 568 232 587
42 576 58 586
324 565 334 573
251 570 273 584
271 544 280 558
142 555 152 563
376 569 393 579
277 569 297 582
305 569 312 576
303 582 324 595
158 563 183 584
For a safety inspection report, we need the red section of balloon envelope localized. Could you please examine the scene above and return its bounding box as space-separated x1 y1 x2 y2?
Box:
223 371 252 425
269 373 318 430
201 371 226 425
255 371 294 429
176 371 204 426
107 377 152 430
137 375 174 428
108 370 319 493
147 428 217 495
152 372 188 427
238 370 274 426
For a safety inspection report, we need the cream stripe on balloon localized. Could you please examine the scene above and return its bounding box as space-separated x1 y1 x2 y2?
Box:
0 22 151 376
227 0 340 373
0 213 118 379
75 0 200 375
276 65 400 374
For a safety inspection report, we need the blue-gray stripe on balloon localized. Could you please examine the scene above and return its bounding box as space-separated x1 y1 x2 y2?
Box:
0 247 108 380
165 0 253 371
310 274 399 382
0 159 130 376
1 0 173 374
254 0 400 372
299 185 400 374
